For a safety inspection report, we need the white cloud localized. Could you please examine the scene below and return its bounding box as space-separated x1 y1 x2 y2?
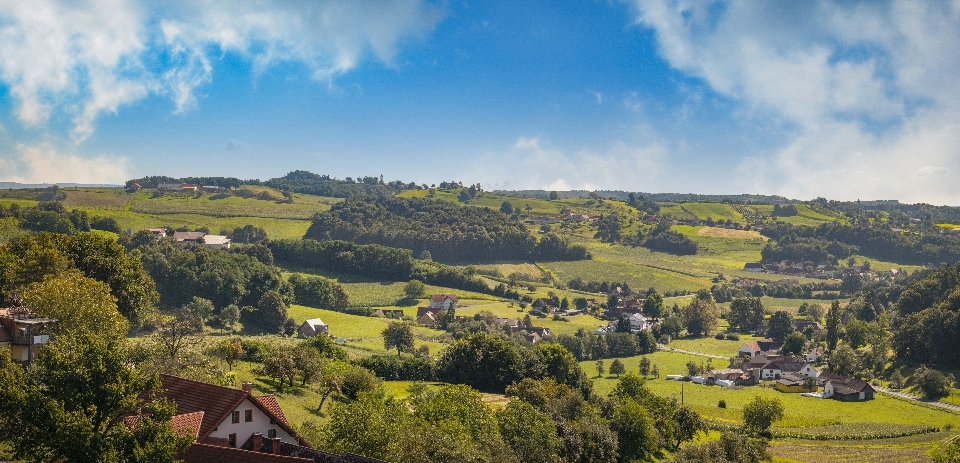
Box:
470 136 669 192
630 0 960 203
0 0 442 142
0 144 130 184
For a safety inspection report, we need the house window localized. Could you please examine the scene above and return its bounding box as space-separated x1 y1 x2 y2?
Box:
232 411 240 423
228 433 237 448
268 429 277 439
244 409 253 422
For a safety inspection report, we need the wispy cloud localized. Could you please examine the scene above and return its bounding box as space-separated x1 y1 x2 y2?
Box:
630 0 960 203
0 144 130 184
470 135 669 192
0 0 443 142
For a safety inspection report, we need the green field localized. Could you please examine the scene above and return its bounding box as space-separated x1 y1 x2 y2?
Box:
583 351 960 429
679 203 744 222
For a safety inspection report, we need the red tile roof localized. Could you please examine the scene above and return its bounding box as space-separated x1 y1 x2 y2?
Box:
171 411 205 439
253 395 289 427
159 375 248 439
430 294 458 302
180 443 312 463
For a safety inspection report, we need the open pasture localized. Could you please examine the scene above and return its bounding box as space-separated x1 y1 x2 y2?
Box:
583 350 960 430
86 209 311 239
62 189 130 208
680 202 744 222
129 196 327 220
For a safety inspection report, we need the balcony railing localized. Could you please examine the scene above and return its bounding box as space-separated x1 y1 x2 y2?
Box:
12 335 50 345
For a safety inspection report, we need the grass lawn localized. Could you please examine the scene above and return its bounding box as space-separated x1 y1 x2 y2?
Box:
668 334 764 358
454 300 604 337
582 350 960 430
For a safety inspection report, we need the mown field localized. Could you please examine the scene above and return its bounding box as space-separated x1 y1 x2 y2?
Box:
679 202 745 222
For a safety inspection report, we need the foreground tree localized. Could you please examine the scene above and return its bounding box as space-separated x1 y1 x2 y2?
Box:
742 396 784 437
383 322 415 357
0 335 193 462
20 269 129 339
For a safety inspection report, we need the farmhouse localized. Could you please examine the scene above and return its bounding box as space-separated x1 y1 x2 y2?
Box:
201 235 232 249
774 374 818 393
819 372 875 401
805 346 827 363
532 298 560 310
416 311 439 327
297 318 328 338
429 294 458 310
737 339 784 358
759 361 818 381
174 231 207 243
743 262 764 272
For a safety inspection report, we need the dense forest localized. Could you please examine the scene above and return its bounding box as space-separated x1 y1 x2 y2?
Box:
304 196 590 263
637 225 699 255
760 222 960 265
264 170 421 198
892 266 960 365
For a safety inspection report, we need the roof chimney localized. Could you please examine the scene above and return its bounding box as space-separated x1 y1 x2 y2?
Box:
252 433 262 452
272 437 281 455
241 381 252 393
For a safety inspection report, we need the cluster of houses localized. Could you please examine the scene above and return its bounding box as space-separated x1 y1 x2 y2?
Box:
412 294 553 343
140 227 232 249
155 183 221 193
594 312 649 335
742 259 899 281
674 338 874 402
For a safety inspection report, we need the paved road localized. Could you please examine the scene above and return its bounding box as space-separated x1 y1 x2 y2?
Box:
657 344 728 360
874 386 960 413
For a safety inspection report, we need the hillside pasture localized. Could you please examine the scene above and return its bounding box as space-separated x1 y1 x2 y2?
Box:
62 189 130 208
582 350 960 429
696 226 767 240
87 209 311 239
680 202 744 222
129 196 327 219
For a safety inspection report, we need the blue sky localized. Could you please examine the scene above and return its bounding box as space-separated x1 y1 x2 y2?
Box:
1 1 959 204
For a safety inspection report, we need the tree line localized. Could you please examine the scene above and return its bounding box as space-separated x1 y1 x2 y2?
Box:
304 195 590 263
761 222 960 265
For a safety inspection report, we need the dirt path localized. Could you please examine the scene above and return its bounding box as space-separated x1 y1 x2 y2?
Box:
657 344 728 360
875 386 960 413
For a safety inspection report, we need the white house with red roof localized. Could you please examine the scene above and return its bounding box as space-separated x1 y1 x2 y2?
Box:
429 294 458 310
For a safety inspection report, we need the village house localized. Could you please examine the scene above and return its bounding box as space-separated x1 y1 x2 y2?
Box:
174 231 207 243
805 346 827 363
297 318 327 338
374 309 406 319
0 306 57 366
743 262 764 272
143 227 167 238
157 375 385 462
429 294 458 311
758 361 818 381
737 339 784 358
818 372 875 401
774 374 818 393
201 235 232 249
532 298 560 311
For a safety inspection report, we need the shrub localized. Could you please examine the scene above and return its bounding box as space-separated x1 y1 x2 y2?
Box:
718 400 726 408
725 333 741 341
715 333 725 340
240 338 273 362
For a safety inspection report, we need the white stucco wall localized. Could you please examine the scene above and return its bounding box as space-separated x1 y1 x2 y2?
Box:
207 398 297 446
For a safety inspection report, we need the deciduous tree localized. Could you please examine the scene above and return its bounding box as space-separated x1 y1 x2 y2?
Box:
383 322 415 357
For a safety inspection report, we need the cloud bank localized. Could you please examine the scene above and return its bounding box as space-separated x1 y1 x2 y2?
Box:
0 0 442 142
631 0 960 203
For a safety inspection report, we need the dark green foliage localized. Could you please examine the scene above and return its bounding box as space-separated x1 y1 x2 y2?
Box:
127 175 243 189
268 238 414 281
673 432 769 463
289 273 349 310
499 201 514 214
827 300 841 351
263 171 417 197
594 213 621 243
636 331 657 354
0 335 194 462
231 224 267 244
766 311 794 339
772 204 798 217
761 221 960 265
2 233 159 325
243 290 288 334
438 332 524 392
780 332 807 356
639 225 698 255
496 400 562 463
727 296 765 332
891 267 960 365
356 355 436 381
229 243 274 265
610 397 657 462
743 396 784 437
606 332 638 358
642 292 663 318
90 216 120 233
382 322 415 356
913 365 951 399
304 196 589 263
140 241 285 310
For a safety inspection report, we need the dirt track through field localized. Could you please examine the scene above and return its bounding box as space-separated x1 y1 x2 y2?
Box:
696 227 768 240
